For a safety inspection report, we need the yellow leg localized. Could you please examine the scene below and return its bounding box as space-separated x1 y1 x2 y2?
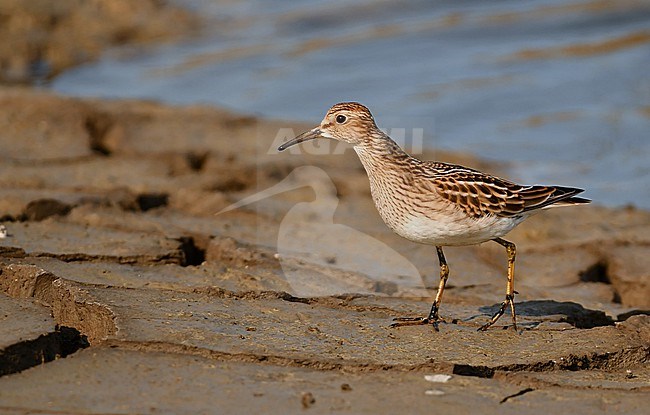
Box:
479 238 518 331
431 246 450 319
392 246 448 331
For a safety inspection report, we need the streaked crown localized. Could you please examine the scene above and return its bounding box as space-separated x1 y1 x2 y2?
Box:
318 102 381 145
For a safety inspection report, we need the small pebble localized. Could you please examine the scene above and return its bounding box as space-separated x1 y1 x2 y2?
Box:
0 225 7 238
340 383 352 391
424 374 452 383
425 389 445 396
301 392 315 408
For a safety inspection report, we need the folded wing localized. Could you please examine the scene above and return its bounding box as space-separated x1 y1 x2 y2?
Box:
418 162 589 218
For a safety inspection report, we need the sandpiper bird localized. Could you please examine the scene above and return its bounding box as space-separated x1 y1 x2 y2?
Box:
278 102 590 331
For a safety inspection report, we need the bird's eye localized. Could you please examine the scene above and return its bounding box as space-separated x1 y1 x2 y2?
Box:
336 114 347 124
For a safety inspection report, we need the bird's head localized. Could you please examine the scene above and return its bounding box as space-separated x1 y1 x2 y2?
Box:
278 102 380 151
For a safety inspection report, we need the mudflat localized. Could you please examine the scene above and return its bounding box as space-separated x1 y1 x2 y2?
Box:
0 1 649 412
0 86 648 414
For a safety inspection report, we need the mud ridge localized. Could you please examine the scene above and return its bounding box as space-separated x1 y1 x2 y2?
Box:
193 287 405 314
520 239 650 254
102 340 650 379
49 279 118 345
193 287 411 316
30 252 185 266
453 346 650 379
0 247 26 258
193 286 312 303
1 266 118 345
0 264 57 303
102 340 452 374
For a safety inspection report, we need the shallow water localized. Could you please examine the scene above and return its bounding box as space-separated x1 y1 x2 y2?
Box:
51 0 650 208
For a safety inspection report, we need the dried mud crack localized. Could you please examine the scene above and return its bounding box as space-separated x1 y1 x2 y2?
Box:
0 326 88 377
500 387 535 404
452 345 650 379
97 336 649 378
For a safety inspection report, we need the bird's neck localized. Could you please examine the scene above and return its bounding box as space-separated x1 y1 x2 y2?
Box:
352 131 419 233
353 131 412 174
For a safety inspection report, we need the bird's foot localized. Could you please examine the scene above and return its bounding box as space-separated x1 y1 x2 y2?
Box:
478 294 518 332
391 315 445 331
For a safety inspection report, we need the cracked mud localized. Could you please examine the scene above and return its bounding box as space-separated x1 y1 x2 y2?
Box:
0 87 648 414
0 3 649 409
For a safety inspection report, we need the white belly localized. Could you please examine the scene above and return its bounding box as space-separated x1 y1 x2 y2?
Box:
389 212 526 246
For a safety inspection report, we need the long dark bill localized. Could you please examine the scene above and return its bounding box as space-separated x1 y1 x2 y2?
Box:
277 128 324 151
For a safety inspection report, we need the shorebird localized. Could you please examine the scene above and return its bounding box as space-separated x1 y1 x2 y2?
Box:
278 102 590 331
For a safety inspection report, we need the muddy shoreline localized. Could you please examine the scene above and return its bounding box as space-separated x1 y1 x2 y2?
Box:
0 86 648 413
1 1 649 413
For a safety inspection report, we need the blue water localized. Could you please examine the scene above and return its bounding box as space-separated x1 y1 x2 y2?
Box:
51 0 650 208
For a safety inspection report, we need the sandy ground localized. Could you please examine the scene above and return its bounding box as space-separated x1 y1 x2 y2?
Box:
0 2 649 413
0 86 648 414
